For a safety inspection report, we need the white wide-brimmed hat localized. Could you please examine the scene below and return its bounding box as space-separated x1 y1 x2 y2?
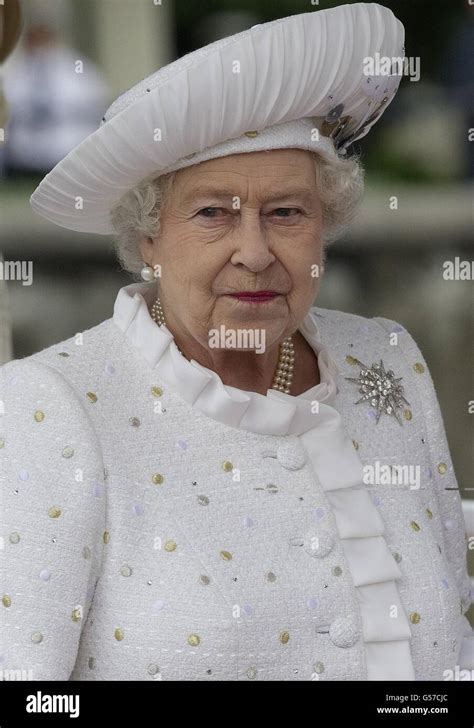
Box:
30 2 404 235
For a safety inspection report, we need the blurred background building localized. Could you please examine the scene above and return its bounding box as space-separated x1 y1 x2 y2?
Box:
0 0 472 608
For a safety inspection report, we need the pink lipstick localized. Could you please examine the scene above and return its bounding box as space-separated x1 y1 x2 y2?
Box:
228 291 280 303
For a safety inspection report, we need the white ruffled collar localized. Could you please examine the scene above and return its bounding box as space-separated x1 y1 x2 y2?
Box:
112 282 342 436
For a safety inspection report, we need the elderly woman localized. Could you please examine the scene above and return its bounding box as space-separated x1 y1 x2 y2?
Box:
1 3 472 682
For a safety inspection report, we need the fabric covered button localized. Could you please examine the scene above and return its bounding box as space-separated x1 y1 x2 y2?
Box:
276 437 307 470
304 530 334 558
313 661 325 674
329 616 360 648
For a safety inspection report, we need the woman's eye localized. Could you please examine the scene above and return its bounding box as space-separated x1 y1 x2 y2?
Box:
197 207 224 218
270 208 302 218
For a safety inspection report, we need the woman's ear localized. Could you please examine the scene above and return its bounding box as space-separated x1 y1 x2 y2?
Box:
138 235 155 262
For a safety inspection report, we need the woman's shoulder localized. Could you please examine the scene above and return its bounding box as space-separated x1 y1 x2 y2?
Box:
310 305 427 363
0 320 114 459
1 316 121 395
311 304 413 339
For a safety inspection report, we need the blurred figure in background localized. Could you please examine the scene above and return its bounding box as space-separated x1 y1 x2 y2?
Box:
0 0 22 364
1 0 108 177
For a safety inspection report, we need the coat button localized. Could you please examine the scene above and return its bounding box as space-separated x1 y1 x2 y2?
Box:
304 530 334 558
329 616 360 648
276 437 307 470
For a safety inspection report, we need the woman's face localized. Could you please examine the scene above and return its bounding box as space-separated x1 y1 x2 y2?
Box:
140 148 324 351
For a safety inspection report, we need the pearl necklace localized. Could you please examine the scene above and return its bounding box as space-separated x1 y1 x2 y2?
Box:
150 297 295 394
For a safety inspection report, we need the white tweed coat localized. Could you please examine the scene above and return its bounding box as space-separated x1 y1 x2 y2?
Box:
1 282 472 681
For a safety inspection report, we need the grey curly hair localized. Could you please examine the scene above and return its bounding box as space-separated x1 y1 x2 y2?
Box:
110 151 365 279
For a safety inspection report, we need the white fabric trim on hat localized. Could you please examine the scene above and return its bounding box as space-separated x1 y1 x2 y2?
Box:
158 119 339 177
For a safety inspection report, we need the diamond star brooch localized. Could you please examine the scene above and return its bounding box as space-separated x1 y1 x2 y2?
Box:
345 358 410 425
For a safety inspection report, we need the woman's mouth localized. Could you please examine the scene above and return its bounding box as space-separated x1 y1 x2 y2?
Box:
227 291 281 303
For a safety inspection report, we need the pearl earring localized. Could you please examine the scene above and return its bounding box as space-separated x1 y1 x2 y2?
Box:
140 263 155 281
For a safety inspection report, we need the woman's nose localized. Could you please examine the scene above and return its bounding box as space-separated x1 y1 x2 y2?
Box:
230 212 276 272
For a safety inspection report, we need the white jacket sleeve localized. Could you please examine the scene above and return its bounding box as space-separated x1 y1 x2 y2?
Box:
0 359 106 680
374 316 473 671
